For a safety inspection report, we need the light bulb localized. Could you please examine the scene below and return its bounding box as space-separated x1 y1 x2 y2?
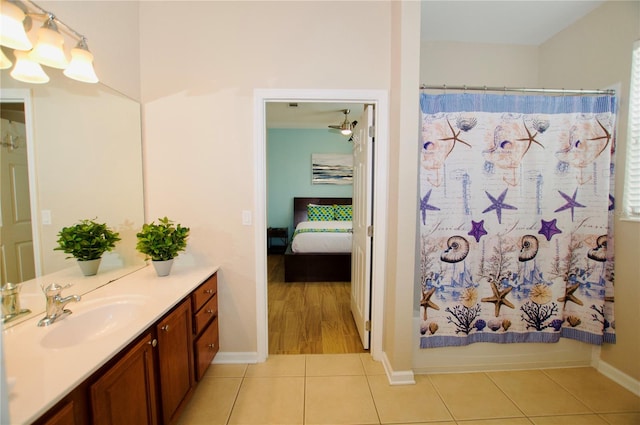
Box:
0 1 32 51
10 49 49 83
29 17 68 69
63 39 98 83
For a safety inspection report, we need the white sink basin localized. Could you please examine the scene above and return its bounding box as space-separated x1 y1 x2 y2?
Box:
39 296 149 349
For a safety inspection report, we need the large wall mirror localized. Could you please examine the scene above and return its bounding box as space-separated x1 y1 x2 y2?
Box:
1 69 146 328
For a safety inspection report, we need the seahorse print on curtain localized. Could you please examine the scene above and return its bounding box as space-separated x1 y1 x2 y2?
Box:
418 93 616 348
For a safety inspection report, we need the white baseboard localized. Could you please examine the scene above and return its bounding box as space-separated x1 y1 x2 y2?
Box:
212 351 260 364
380 351 415 385
597 360 640 397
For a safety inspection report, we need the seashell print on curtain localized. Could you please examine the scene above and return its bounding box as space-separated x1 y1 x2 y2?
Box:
418 93 616 348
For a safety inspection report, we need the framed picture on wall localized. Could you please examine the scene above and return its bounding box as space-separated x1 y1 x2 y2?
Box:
311 153 353 185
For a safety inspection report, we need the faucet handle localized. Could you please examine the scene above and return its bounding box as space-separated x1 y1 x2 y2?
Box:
41 283 71 296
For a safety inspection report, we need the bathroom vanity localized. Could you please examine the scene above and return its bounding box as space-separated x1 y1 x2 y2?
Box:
3 262 220 425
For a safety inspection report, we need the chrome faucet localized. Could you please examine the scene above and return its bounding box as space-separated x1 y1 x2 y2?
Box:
37 283 81 327
1 282 31 324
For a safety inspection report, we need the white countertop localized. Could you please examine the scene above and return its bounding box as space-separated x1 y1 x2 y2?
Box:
3 262 219 425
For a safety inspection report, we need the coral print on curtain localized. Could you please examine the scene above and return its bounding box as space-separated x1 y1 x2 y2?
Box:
418 93 616 348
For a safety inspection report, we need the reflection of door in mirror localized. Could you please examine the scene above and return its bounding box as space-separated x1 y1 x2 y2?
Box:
0 103 35 285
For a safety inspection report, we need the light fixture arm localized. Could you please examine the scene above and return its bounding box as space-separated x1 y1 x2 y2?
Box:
23 1 88 42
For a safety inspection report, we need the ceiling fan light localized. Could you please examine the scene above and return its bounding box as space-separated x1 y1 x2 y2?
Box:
0 48 12 69
29 17 68 69
0 1 32 51
10 49 49 83
63 39 99 83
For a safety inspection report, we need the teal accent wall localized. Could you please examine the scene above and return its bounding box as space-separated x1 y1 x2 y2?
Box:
267 128 353 240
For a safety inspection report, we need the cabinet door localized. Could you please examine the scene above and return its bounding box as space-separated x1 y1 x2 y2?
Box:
36 401 75 425
194 316 219 381
90 333 158 425
157 298 194 424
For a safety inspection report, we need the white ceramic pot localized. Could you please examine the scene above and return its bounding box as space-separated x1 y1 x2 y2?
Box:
152 259 174 277
77 258 101 276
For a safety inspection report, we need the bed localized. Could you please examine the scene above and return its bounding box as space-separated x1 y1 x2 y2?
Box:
284 197 352 282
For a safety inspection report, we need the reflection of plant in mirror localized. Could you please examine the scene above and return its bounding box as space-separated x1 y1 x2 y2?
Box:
55 219 121 261
136 217 190 261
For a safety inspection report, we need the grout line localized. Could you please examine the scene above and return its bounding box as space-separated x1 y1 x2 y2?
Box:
224 366 248 425
425 373 458 423
483 371 529 419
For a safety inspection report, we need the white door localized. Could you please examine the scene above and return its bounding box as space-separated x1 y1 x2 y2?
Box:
350 105 374 349
0 117 35 285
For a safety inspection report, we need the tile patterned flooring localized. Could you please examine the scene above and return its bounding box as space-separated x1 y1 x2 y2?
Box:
176 353 640 425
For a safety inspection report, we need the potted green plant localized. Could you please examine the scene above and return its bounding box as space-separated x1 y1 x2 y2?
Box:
136 217 190 276
55 218 121 276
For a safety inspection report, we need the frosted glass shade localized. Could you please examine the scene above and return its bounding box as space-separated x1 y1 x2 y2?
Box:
0 48 12 69
63 44 98 83
29 23 68 69
11 50 49 83
0 1 32 50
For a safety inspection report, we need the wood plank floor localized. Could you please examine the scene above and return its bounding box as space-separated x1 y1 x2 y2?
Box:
267 254 367 354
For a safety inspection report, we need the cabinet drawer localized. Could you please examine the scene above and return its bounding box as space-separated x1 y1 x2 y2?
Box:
194 317 219 381
192 273 217 312
193 293 217 336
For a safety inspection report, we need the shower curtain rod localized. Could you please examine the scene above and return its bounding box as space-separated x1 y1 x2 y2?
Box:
420 84 615 95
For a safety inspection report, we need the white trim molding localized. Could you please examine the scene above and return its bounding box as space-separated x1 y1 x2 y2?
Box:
253 89 389 365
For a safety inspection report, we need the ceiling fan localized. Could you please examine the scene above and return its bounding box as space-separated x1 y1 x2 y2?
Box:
328 109 354 136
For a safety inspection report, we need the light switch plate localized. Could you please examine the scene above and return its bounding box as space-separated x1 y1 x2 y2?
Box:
242 210 252 226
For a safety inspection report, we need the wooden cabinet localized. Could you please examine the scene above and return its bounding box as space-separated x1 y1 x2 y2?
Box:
35 401 76 425
191 273 219 381
156 298 194 425
34 271 219 425
90 332 159 425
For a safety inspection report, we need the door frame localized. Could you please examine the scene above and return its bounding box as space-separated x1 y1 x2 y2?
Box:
0 89 42 279
253 89 388 362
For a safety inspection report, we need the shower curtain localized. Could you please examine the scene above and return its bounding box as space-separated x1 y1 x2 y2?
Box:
418 92 616 348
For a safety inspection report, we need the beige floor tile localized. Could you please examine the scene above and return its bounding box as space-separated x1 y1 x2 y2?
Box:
360 353 386 375
204 363 247 378
543 368 640 413
529 414 608 424
599 412 640 424
455 419 534 425
488 370 591 417
305 375 379 424
305 353 365 376
227 376 304 424
390 422 456 425
176 377 242 425
429 372 524 421
368 374 453 424
245 354 306 377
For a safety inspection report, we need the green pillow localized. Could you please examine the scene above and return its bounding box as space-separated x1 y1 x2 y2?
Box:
307 204 334 221
334 204 352 221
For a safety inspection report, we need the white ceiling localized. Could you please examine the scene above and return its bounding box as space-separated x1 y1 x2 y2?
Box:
421 0 605 45
267 0 605 130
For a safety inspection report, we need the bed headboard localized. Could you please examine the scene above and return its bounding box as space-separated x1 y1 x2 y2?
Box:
293 197 352 228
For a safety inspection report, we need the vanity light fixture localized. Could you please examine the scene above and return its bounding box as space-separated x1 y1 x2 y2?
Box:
0 0 99 84
63 38 98 83
10 49 48 83
0 0 32 50
28 14 68 69
0 48 12 69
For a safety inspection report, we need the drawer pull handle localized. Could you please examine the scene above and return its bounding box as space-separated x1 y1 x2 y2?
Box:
208 343 216 349
148 339 158 347
204 289 214 294
206 309 214 314
161 325 170 332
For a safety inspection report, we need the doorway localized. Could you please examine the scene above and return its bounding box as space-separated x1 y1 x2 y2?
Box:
254 89 389 363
